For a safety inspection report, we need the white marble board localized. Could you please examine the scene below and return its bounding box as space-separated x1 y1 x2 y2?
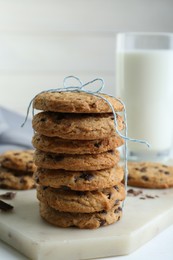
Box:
0 188 173 260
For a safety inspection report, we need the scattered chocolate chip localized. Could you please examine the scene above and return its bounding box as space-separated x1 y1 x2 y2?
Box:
0 192 16 200
140 197 146 200
79 172 94 181
0 200 13 211
145 195 155 199
141 175 149 181
127 189 143 196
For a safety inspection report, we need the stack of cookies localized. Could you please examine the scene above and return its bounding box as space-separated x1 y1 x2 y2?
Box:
0 150 36 190
32 92 126 229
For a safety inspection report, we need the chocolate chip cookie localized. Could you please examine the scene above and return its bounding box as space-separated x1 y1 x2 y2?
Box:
39 202 122 229
34 166 124 191
37 183 125 213
0 150 36 172
128 162 173 189
0 166 35 190
32 133 124 154
32 112 124 140
33 92 124 113
34 150 120 171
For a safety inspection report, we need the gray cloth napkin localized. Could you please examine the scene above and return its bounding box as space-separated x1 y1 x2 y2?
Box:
0 107 33 153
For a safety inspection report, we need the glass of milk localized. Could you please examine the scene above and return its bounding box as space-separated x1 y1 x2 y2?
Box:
116 32 173 161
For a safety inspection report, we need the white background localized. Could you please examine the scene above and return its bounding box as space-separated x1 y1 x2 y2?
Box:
0 0 173 111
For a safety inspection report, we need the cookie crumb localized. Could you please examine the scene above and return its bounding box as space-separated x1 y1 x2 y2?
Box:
0 200 13 211
0 192 16 200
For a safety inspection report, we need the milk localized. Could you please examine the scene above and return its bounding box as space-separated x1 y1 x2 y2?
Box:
116 50 173 158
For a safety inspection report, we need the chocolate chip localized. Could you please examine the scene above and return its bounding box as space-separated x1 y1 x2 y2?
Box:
60 186 71 191
42 186 48 190
3 158 10 163
117 216 121 221
14 153 20 156
164 171 170 175
0 200 13 211
20 178 27 184
127 189 143 196
94 142 102 148
40 118 46 122
90 103 97 108
114 208 120 214
162 164 168 168
55 114 65 121
76 191 85 196
140 167 147 172
141 175 149 181
108 150 114 155
100 210 107 214
47 154 64 161
0 192 16 200
159 169 163 172
107 193 111 199
118 207 122 211
146 195 155 199
114 185 119 192
35 176 40 184
79 172 93 181
114 199 119 205
135 168 139 171
54 155 65 161
99 220 106 226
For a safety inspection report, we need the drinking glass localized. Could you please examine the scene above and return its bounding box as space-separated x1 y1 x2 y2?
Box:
116 32 173 161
